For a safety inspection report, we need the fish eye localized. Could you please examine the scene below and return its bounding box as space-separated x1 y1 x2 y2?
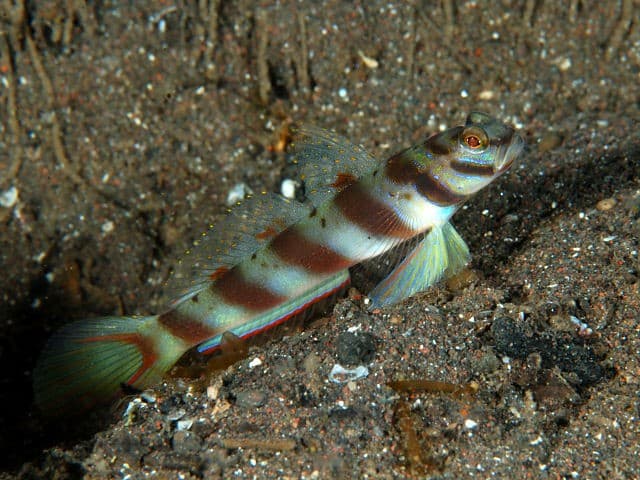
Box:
460 127 488 151
465 134 481 148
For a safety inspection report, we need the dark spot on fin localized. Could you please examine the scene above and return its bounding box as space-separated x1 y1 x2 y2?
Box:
210 266 230 281
330 172 358 191
255 226 278 240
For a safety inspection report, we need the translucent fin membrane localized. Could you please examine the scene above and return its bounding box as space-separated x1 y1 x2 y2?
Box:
165 193 312 308
289 125 379 206
33 315 184 415
368 222 470 308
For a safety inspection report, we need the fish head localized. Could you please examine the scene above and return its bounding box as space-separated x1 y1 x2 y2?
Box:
424 112 524 196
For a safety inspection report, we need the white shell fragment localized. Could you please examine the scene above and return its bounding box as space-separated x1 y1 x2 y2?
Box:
248 357 263 369
226 183 251 206
0 186 18 208
358 50 379 69
329 364 369 384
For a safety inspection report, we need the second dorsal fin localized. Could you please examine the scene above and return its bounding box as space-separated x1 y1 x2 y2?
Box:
289 125 380 206
165 192 313 307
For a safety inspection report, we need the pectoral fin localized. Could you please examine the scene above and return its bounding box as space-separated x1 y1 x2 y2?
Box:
367 222 470 308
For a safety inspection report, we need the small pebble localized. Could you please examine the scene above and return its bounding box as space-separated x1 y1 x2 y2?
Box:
336 331 377 365
464 419 478 430
207 383 221 400
596 197 616 211
140 391 156 403
478 90 496 100
537 132 563 153
101 220 115 234
475 352 500 374
248 357 263 369
302 352 321 375
235 389 266 408
176 418 193 431
280 178 298 199
172 430 202 454
358 50 379 69
166 408 186 421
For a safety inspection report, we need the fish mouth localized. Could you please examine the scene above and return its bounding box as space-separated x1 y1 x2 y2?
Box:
495 132 524 173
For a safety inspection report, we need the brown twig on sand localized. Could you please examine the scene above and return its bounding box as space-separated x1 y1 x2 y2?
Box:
406 4 417 83
255 9 271 105
73 0 97 38
220 437 296 451
206 0 220 63
0 33 23 189
198 0 220 79
522 0 537 28
568 0 580 24
296 10 310 97
442 0 454 39
0 0 26 48
25 32 86 187
606 0 633 61
416 9 471 76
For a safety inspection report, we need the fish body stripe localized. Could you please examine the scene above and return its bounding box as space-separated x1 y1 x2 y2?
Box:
235 248 325 299
333 183 417 239
198 273 350 354
449 159 495 177
270 227 352 273
414 171 466 206
295 202 401 262
158 309 217 344
377 179 458 232
213 268 287 311
385 152 466 206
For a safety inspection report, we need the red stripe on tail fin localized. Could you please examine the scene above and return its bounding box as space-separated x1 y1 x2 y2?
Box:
33 315 188 416
78 332 158 385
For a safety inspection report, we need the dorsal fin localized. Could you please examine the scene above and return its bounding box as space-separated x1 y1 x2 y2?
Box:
289 125 380 206
164 192 312 307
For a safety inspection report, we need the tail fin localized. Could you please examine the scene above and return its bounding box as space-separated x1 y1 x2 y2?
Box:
33 315 187 415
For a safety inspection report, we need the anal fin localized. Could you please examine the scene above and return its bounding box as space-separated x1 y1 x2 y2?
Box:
367 222 470 308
